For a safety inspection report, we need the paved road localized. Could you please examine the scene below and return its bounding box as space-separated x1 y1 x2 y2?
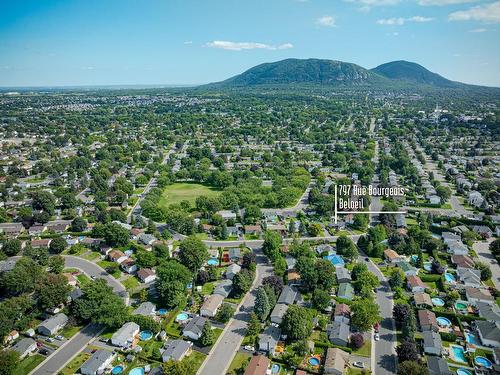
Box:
358 254 397 375
197 249 273 375
473 239 500 290
31 324 103 375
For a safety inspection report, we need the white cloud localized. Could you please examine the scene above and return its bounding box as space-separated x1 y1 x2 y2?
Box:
377 16 434 25
344 0 400 11
469 27 487 32
316 15 336 27
183 41 193 45
83 66 95 70
205 40 294 51
418 0 478 6
449 1 500 23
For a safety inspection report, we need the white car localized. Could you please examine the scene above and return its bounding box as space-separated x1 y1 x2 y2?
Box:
374 333 380 341
353 361 365 369
244 345 255 351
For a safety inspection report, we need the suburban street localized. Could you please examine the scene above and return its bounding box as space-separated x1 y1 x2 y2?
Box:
473 239 500 290
197 249 274 375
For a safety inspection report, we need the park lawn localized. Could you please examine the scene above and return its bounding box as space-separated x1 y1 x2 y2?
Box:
352 339 371 357
76 273 91 286
83 251 100 261
227 352 251 374
158 183 220 208
13 354 45 375
122 276 140 290
60 352 91 375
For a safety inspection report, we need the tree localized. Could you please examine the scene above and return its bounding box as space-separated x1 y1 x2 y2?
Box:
32 190 56 215
136 250 157 268
199 321 215 346
280 305 313 341
162 361 188 375
307 223 322 237
262 275 284 296
262 231 282 261
475 261 492 281
0 350 20 375
490 238 500 259
431 259 445 275
255 287 271 321
233 269 254 297
353 271 380 297
215 304 235 323
350 332 364 349
3 239 21 256
336 235 358 261
388 268 405 289
353 214 369 231
36 273 71 309
396 338 419 362
351 263 368 280
312 289 331 311
178 236 209 273
273 255 287 277
48 255 65 274
393 303 412 326
103 222 129 247
402 307 416 339
315 259 336 290
71 217 87 232
242 252 256 269
244 205 262 224
49 237 67 254
295 256 317 290
351 299 381 332
2 257 44 296
156 260 192 309
436 185 451 202
397 361 428 375
247 312 261 338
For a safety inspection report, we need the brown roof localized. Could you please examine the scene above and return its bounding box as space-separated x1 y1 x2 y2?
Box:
418 309 437 328
244 225 262 232
31 238 51 247
413 292 432 307
324 347 349 373
384 249 400 261
108 250 125 260
334 303 351 317
407 275 425 288
466 287 494 302
137 268 154 280
451 255 475 269
244 355 270 375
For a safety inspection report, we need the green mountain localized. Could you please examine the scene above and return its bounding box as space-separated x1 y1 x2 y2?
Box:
371 60 459 88
210 58 388 87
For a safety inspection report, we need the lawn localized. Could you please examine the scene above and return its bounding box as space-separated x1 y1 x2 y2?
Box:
352 339 371 357
60 324 83 339
96 260 121 278
60 352 90 375
158 183 220 208
76 273 91 286
13 354 45 375
227 352 251 374
201 281 216 296
184 351 207 375
122 276 140 290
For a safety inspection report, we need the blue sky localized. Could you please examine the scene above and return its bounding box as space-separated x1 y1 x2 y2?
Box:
0 0 499 87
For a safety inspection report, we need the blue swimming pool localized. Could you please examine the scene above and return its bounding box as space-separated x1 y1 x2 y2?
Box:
207 257 219 266
158 308 168 315
423 262 432 271
456 369 472 375
445 272 456 282
437 317 452 327
308 357 320 366
139 330 153 341
475 356 492 368
112 365 124 375
432 297 445 307
323 254 345 266
465 332 478 345
176 312 189 322
271 364 280 374
451 346 467 363
129 368 145 375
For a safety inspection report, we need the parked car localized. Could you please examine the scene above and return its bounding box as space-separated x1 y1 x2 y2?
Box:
39 348 49 355
374 333 380 341
46 337 54 343
353 361 365 368
55 335 64 340
244 345 255 351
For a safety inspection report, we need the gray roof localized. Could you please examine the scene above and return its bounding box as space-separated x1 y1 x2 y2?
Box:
336 267 351 282
133 302 156 316
80 349 114 374
427 356 452 375
228 248 241 259
476 321 500 342
477 302 500 322
259 326 281 353
162 339 192 362
112 322 140 345
270 304 288 320
327 321 350 343
337 283 354 300
39 313 68 332
423 330 442 349
214 279 233 298
12 338 36 356
183 316 206 337
226 263 241 278
0 259 17 273
277 286 298 305
457 267 481 285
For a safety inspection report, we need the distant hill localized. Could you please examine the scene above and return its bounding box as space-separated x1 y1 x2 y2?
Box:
209 58 388 87
371 60 459 88
203 58 495 91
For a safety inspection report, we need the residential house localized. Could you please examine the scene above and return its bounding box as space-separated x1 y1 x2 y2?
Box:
422 330 442 355
427 356 452 375
31 238 52 248
111 322 140 348
475 321 500 348
80 349 116 375
278 286 298 305
457 267 482 287
451 255 475 269
243 355 270 375
285 255 296 271
258 326 281 355
3 330 19 344
183 316 207 341
418 309 438 332
120 258 137 274
477 302 500 322
29 225 46 236
137 268 156 283
396 261 418 277
413 292 433 308
446 240 469 256
133 302 156 317
12 338 37 359
214 279 233 298
471 225 493 238
217 210 236 221
38 313 68 336
108 250 127 264
270 303 288 325
384 249 404 264
200 294 224 318
324 347 349 375
244 225 262 236
407 276 426 293
333 303 351 324
336 267 351 284
138 233 156 246
466 287 495 305
228 248 241 262
225 263 241 280
337 283 354 301
468 191 484 208
161 339 193 362
327 321 350 347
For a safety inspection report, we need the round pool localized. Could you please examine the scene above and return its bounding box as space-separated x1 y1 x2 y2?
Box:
475 356 492 368
423 262 432 271
112 366 124 375
456 369 472 375
176 312 189 322
158 308 168 315
271 364 280 374
207 257 219 266
139 330 153 341
445 272 456 282
129 368 145 375
455 302 468 310
309 357 320 366
437 317 452 327
432 298 445 307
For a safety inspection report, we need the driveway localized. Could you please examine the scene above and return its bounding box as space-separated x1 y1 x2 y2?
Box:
197 249 273 375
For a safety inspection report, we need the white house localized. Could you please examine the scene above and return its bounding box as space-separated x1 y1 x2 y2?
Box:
80 349 116 375
200 294 224 318
111 322 140 348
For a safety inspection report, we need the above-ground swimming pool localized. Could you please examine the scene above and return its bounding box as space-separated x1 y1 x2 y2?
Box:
176 312 189 322
111 366 124 375
475 356 493 368
271 364 281 374
128 368 145 375
323 254 345 267
207 257 219 266
423 262 432 271
437 316 452 327
455 302 468 310
451 346 467 363
456 369 472 375
445 273 456 282
139 330 153 341
432 298 445 307
158 308 168 315
309 357 320 366
465 332 478 345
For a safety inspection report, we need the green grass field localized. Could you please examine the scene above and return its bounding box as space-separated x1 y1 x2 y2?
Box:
158 183 220 208
13 354 45 375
